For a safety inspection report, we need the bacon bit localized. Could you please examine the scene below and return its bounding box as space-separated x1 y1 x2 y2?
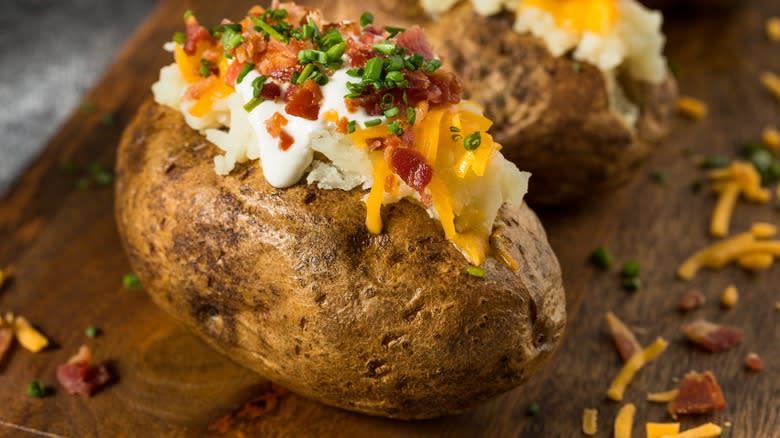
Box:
647 389 679 403
582 408 598 436
390 148 434 193
224 61 245 87
260 83 282 101
744 352 764 371
719 285 738 309
266 112 288 138
185 76 218 100
184 16 213 56
279 130 294 151
208 384 290 434
56 345 111 396
346 38 375 68
605 312 642 362
678 291 706 312
668 371 726 419
259 39 302 82
285 79 323 120
607 338 669 401
236 32 268 65
395 26 434 60
681 319 743 352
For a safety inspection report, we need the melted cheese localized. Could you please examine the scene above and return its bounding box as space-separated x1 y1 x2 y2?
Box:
523 0 618 34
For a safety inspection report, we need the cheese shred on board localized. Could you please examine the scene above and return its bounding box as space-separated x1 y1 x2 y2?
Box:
607 337 668 401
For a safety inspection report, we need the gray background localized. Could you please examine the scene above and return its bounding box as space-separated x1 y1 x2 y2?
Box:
0 0 158 196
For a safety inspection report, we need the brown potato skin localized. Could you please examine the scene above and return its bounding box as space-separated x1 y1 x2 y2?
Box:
321 0 678 204
115 100 566 419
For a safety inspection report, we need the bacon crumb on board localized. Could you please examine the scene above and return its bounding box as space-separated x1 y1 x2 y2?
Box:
681 319 743 352
744 352 764 371
667 371 726 419
208 384 290 434
56 345 111 396
678 291 706 312
605 312 642 362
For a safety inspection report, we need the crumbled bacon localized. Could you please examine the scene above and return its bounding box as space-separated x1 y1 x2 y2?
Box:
279 130 294 151
681 319 744 352
745 352 764 371
0 325 12 362
270 0 313 26
56 345 110 396
258 39 303 82
390 147 434 193
284 79 323 120
260 83 282 101
678 290 706 312
667 371 726 418
235 32 268 65
208 384 290 434
184 16 213 55
225 61 244 87
266 112 288 138
395 26 434 60
346 38 375 68
605 312 642 362
185 76 217 100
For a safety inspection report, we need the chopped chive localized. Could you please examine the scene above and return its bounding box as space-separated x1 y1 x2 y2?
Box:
589 246 612 270
621 260 640 278
79 102 96 114
326 42 347 62
406 107 416 125
27 381 46 398
465 265 486 278
253 18 288 43
385 26 404 37
651 169 667 185
251 75 268 97
237 63 255 84
61 161 80 175
86 326 100 338
449 126 461 133
360 12 374 27
297 64 316 84
76 177 90 191
422 59 442 72
383 107 399 118
123 273 142 289
270 9 288 21
385 71 405 83
318 29 344 50
220 27 244 50
668 59 682 78
199 59 212 77
363 57 384 81
94 170 113 186
621 276 642 292
347 120 357 134
243 97 263 112
380 93 395 110
346 68 363 77
387 120 404 136
364 118 382 128
572 62 582 73
526 402 540 416
405 53 424 70
172 31 185 45
183 9 194 19
385 55 405 71
463 132 481 151
372 43 396 55
101 112 115 127
700 156 730 169
690 179 703 193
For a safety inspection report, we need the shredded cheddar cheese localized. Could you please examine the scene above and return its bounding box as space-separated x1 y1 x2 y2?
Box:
13 316 49 353
763 127 780 150
647 389 679 403
660 423 722 438
720 285 739 308
523 0 617 34
614 403 635 438
678 223 780 279
607 338 668 401
646 423 681 438
582 408 598 436
676 96 708 120
762 71 780 102
768 17 780 41
708 162 770 237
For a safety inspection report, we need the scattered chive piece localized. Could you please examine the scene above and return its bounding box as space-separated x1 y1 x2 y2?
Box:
237 63 255 84
589 246 612 270
387 121 404 136
183 10 194 19
464 132 481 151
79 102 96 114
326 42 347 62
383 107 400 118
651 169 667 185
700 156 730 169
572 62 582 73
526 402 540 416
123 273 142 289
385 26 405 37
251 75 268 97
253 18 288 43
243 98 263 112
621 276 642 292
346 68 363 77
621 260 640 278
372 43 396 55
61 161 80 175
347 120 357 134
94 170 113 186
86 326 100 339
360 12 374 28
449 126 461 133
101 112 115 126
690 179 703 193
199 59 212 77
465 265 486 278
406 107 416 125
363 57 384 81
27 381 46 398
76 177 90 191
422 59 442 72
668 60 682 78
297 64 316 84
172 31 185 45
364 118 382 128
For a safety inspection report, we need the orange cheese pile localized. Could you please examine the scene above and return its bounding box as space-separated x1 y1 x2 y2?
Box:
523 0 618 34
175 44 234 117
708 161 770 237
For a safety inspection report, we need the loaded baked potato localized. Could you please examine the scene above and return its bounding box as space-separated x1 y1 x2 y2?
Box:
322 0 679 204
116 3 566 419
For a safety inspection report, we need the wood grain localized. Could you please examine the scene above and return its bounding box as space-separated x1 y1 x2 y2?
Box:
0 1 778 436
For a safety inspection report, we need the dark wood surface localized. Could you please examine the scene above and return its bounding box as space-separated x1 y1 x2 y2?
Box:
0 1 778 436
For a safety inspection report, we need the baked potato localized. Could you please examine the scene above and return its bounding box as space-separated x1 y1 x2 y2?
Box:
324 0 679 204
115 99 566 419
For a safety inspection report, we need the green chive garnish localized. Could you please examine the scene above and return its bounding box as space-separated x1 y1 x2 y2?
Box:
651 169 667 185
253 18 288 43
387 121 404 136
347 120 357 134
406 107 416 125
464 132 481 151
372 43 396 55
237 63 255 84
526 402 540 416
589 246 612 270
422 59 442 72
123 273 142 289
700 156 730 169
385 26 404 37
79 102 96 114
363 57 384 81
364 118 382 128
621 260 640 278
27 381 46 398
172 31 185 45
199 59 212 77
383 107 399 118
465 265 486 278
621 276 641 292
243 98 263 112
86 326 100 339
360 12 374 27
183 10 194 19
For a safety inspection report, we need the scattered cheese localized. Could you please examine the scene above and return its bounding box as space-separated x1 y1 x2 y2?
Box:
676 96 708 120
582 408 598 436
708 162 771 237
736 253 773 270
776 301 780 311
13 316 49 353
607 338 669 401
678 223 780 280
647 423 680 438
647 389 679 403
720 285 739 308
614 403 635 438
768 17 780 41
762 71 780 102
763 127 780 150
660 423 722 438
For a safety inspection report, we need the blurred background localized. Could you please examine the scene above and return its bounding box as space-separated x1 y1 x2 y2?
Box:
0 0 157 195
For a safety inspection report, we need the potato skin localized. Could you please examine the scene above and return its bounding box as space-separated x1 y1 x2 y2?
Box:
115 100 566 419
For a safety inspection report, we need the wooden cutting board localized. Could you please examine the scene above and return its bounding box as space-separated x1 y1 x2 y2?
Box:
0 1 778 436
